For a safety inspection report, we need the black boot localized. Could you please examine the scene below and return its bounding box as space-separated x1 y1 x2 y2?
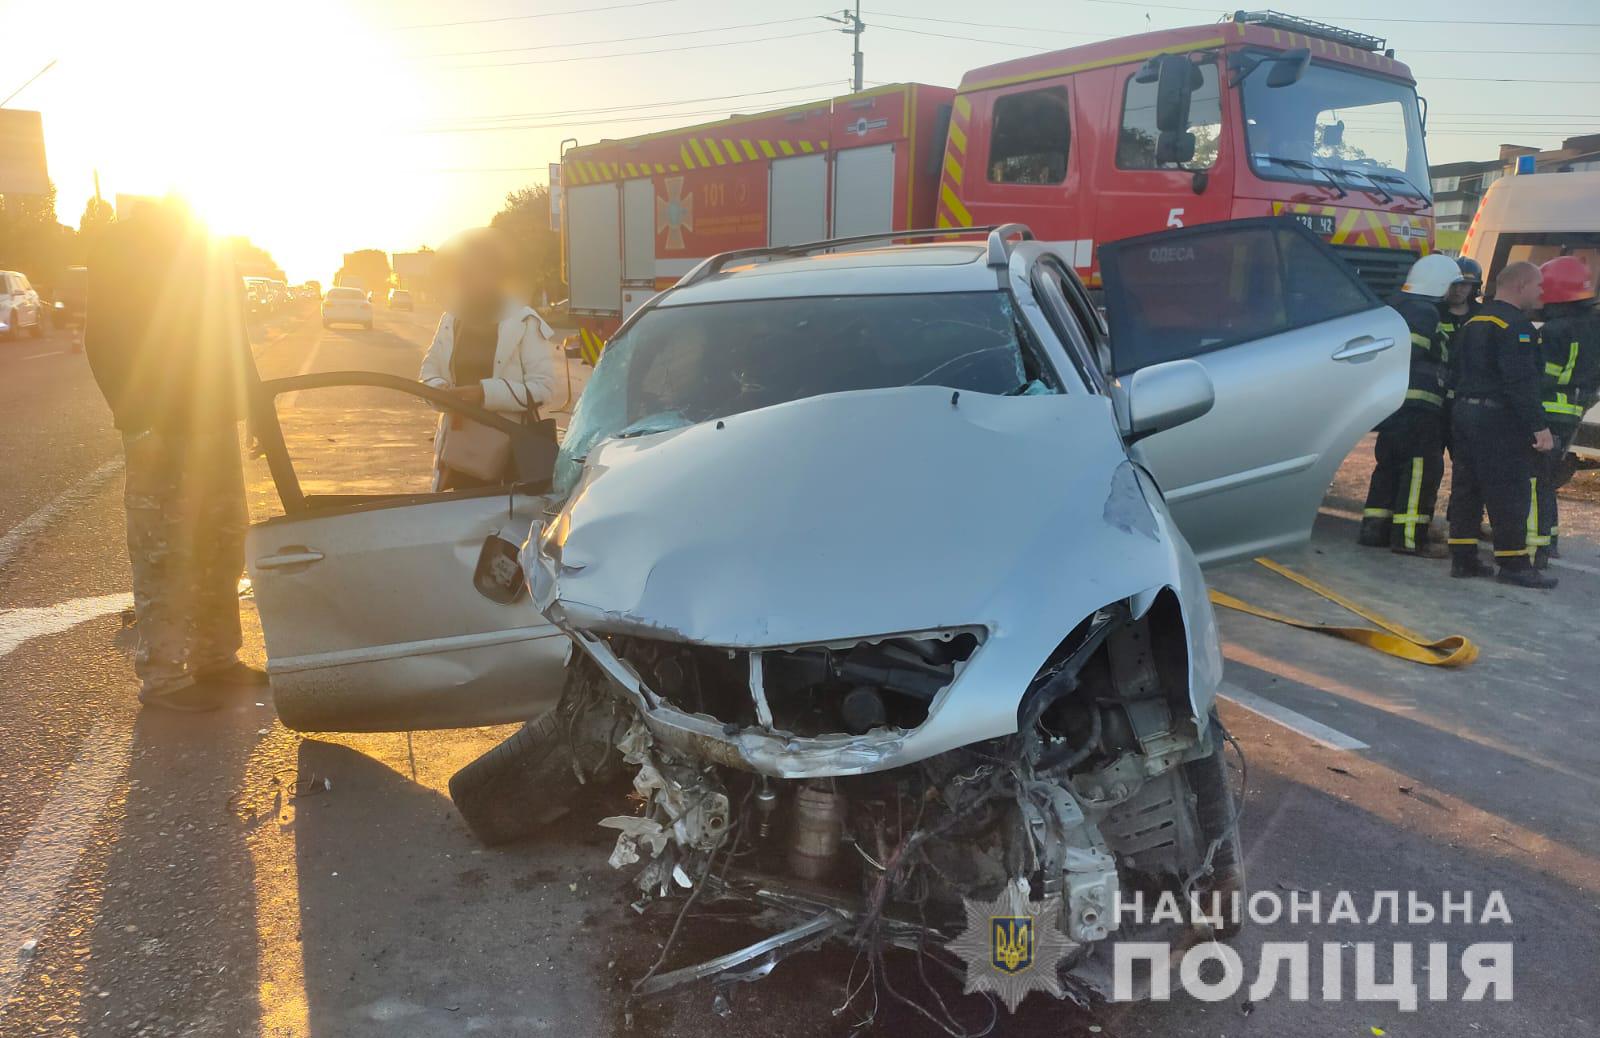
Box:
1533 546 1552 570
1451 547 1494 579
1392 523 1448 558
1548 535 1561 559
1358 516 1391 547
1496 557 1558 589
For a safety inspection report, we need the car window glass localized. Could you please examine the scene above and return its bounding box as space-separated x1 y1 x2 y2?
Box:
555 292 1059 494
1031 264 1105 393
1118 62 1221 170
1101 223 1376 375
988 87 1071 185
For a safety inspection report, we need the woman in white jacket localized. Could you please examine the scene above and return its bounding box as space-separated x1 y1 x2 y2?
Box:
420 229 557 489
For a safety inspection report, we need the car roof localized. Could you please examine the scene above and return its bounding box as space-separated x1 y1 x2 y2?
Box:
655 242 997 306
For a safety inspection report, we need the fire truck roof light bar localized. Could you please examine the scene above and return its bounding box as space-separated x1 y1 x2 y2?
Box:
1232 10 1386 53
677 224 1037 287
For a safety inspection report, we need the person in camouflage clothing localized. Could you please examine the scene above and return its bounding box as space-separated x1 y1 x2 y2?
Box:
86 203 266 711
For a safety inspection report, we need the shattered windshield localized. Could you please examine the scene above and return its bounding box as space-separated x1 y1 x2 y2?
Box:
1242 53 1430 198
554 291 1056 493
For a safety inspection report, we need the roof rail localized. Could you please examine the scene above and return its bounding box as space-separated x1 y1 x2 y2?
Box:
1232 10 1386 52
675 224 1035 289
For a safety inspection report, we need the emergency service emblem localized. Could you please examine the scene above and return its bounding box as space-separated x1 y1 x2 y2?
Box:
948 878 1072 1012
656 176 694 251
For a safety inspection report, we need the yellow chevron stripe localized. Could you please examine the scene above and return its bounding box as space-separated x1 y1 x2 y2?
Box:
778 140 795 156
704 138 726 164
936 212 953 229
940 183 972 227
759 140 776 158
720 138 741 163
689 139 710 166
799 140 814 153
740 139 758 160
953 94 971 119
680 144 695 169
943 152 964 186
948 120 968 155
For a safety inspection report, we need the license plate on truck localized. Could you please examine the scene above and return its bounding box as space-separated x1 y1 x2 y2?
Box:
1291 213 1337 236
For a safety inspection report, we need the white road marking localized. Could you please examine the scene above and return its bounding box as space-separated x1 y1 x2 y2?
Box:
0 593 134 660
1218 681 1370 751
21 350 62 360
280 326 329 409
0 458 125 573
0 723 130 1004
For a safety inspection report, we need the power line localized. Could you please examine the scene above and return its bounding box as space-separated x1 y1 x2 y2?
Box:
414 96 837 134
874 22 1045 50
435 81 843 124
867 11 1099 38
398 0 679 31
446 28 834 68
410 15 824 59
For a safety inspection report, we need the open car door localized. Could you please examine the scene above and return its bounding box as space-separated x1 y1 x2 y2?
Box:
1099 217 1408 566
246 371 568 732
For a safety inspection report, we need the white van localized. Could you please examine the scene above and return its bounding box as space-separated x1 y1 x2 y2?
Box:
1461 171 1600 460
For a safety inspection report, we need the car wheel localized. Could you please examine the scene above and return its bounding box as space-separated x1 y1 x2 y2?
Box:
1183 716 1247 939
448 659 624 846
27 318 43 338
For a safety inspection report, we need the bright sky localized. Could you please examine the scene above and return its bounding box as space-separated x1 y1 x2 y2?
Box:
8 0 1600 282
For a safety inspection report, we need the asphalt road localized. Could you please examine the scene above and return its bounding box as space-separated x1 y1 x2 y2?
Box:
0 311 1594 1037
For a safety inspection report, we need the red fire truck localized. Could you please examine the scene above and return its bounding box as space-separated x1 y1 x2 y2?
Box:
561 10 1434 361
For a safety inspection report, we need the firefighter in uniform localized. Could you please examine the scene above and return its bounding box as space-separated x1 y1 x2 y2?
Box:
1438 257 1483 353
1359 254 1458 556
1444 260 1558 589
1531 256 1600 567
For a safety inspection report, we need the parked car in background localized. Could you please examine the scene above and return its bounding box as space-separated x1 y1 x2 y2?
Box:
322 285 373 329
0 271 44 340
387 289 413 311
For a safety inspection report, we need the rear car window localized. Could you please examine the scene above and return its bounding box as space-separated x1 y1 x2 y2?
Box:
555 291 1058 493
327 288 363 301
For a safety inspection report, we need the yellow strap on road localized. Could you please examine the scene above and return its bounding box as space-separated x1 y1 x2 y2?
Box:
1208 557 1479 668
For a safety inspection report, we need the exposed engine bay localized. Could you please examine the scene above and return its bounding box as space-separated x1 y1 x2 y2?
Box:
552 600 1245 1018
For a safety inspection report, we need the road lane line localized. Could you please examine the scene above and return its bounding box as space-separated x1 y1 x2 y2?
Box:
0 723 131 1004
0 458 124 573
1217 681 1370 751
0 593 134 661
21 350 62 360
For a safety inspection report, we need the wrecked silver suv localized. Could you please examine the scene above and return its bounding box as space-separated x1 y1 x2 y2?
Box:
248 220 1406 1014
518 223 1406 1007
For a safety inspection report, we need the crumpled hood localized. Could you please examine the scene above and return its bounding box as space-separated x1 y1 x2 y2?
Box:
536 386 1179 647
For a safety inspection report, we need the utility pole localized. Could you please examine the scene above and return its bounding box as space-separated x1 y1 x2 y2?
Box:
823 3 865 92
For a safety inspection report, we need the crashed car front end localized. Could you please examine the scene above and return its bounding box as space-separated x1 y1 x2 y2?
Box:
525 385 1243 1006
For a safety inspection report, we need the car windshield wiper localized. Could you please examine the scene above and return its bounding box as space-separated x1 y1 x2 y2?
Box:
1256 155 1347 199
1320 165 1394 204
1361 170 1434 211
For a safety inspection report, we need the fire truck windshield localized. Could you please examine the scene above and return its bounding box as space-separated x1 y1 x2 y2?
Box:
1241 53 1429 201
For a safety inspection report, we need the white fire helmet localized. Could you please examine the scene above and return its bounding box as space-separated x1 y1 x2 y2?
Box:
1400 253 1464 300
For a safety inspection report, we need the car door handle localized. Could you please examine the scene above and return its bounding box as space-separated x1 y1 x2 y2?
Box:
255 549 325 570
1331 336 1395 362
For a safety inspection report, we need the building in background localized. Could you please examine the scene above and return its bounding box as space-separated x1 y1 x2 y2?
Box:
1432 136 1600 252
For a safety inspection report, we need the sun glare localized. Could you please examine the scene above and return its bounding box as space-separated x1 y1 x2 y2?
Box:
41 0 423 280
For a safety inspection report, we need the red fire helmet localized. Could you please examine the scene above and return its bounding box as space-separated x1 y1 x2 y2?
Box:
1539 256 1596 304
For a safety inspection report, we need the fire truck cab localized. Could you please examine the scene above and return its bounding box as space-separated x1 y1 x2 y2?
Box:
937 11 1434 294
560 10 1434 359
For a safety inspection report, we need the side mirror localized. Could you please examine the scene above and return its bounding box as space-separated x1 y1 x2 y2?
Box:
1266 47 1311 88
1126 359 1215 441
1153 54 1202 134
1155 130 1197 166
